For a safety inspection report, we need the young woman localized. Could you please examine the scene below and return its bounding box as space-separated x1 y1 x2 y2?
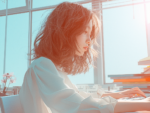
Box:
19 2 150 113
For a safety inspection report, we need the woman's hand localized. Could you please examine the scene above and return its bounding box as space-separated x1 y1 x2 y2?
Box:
118 87 146 99
100 87 146 99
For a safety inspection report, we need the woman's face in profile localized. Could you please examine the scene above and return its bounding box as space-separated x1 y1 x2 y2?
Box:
75 20 92 56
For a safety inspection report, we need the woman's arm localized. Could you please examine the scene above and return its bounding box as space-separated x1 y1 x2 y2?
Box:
78 90 150 112
101 92 120 99
114 100 150 113
69 81 150 112
101 92 132 99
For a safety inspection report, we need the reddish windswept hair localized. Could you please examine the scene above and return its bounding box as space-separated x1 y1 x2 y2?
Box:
30 2 100 75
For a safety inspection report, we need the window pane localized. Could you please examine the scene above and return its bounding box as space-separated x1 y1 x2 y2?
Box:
82 2 92 10
146 3 150 55
147 3 150 24
103 4 148 83
5 13 28 87
33 0 83 8
0 16 5 86
0 1 6 10
0 0 26 10
103 0 143 8
8 0 26 9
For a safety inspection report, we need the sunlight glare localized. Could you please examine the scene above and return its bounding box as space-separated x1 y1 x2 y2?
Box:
147 3 150 24
133 5 145 25
133 4 150 24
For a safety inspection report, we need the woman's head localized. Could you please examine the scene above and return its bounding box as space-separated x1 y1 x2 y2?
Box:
31 2 100 75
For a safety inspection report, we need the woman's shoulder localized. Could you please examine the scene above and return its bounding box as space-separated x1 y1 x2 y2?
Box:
30 57 68 75
36 57 53 64
29 57 55 68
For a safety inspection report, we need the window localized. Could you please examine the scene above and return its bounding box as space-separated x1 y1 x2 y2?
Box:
146 3 150 56
103 3 148 84
102 0 143 8
5 13 29 86
0 0 6 10
8 0 26 9
0 16 5 84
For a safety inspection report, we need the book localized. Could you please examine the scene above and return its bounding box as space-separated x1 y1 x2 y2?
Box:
113 78 150 82
116 83 150 86
121 86 150 88
138 56 150 65
120 82 150 84
110 76 144 79
108 74 150 78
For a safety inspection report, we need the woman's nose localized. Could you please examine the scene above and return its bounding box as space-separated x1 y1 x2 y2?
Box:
86 38 91 44
86 41 90 44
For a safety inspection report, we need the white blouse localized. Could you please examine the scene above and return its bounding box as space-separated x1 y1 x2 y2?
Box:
19 57 117 113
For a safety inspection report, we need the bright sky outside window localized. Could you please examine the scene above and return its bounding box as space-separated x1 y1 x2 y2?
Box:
103 4 148 83
5 13 28 86
0 16 5 86
8 0 26 9
146 3 150 23
102 0 143 8
33 0 82 8
0 0 6 10
0 0 26 9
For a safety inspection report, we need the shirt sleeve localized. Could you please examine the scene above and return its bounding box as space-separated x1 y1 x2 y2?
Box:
32 57 117 113
65 75 105 99
86 88 106 98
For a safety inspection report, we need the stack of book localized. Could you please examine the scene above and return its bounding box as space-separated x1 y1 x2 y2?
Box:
108 56 150 92
108 72 150 93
